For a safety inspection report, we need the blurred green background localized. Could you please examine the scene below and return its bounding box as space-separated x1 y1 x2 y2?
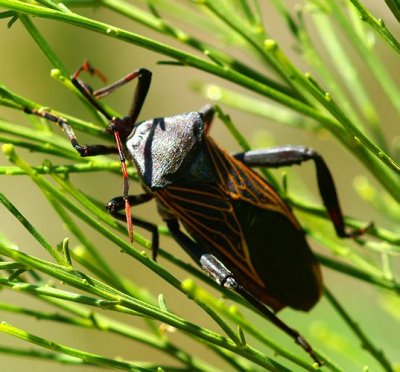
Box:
0 1 399 371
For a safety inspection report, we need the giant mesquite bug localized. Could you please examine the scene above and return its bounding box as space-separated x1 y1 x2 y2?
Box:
25 62 369 366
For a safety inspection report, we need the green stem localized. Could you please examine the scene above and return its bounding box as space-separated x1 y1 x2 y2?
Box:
0 193 67 265
197 83 321 131
99 0 293 97
201 0 321 110
316 254 400 294
347 0 400 54
0 345 97 366
327 0 400 116
0 301 216 371
181 279 329 372
19 15 67 73
0 322 155 371
309 11 386 150
267 43 398 174
0 161 135 176
291 196 400 247
324 288 394 372
9 198 160 306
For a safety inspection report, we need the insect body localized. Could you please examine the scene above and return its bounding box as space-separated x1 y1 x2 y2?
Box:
27 62 368 366
126 112 322 312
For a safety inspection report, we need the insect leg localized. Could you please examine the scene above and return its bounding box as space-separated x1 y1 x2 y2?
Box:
71 62 152 240
71 61 152 125
24 108 118 157
106 194 160 260
167 218 322 366
95 68 152 126
234 145 370 238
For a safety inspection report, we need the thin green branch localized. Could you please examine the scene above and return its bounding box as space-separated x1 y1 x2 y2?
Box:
326 0 400 116
0 193 67 266
291 196 400 247
98 0 292 97
316 254 400 294
0 262 26 270
235 0 261 28
0 322 156 371
19 14 108 122
199 0 311 101
19 15 67 73
0 276 139 315
0 118 79 160
274 0 366 133
324 288 394 372
310 12 386 150
0 161 134 176
353 175 400 222
266 42 398 174
347 0 400 54
196 83 321 132
0 346 103 366
49 197 136 295
297 8 386 150
307 229 386 278
0 301 216 371
47 198 254 371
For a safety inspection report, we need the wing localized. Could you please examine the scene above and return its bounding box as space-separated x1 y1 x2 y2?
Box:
155 183 260 283
156 137 322 311
205 137 302 229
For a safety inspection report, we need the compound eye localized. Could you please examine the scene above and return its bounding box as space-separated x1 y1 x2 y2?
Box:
130 122 151 147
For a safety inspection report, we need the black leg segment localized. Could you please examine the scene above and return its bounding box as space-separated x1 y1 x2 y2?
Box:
234 145 369 238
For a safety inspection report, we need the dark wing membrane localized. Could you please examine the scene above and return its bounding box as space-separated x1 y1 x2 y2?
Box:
233 200 322 311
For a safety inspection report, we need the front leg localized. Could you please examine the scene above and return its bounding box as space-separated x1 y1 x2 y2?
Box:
234 145 370 238
106 194 160 260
